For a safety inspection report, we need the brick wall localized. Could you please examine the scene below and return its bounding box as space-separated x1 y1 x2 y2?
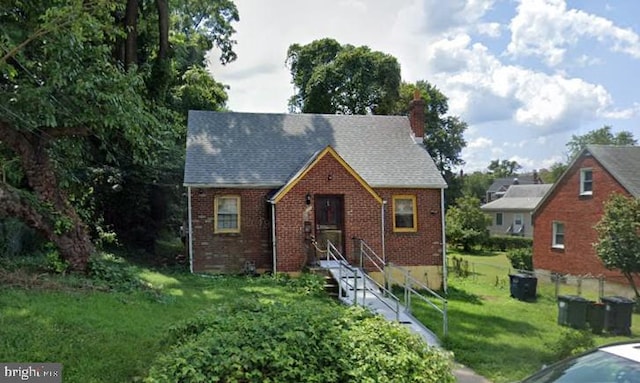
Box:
533 156 630 278
189 188 272 273
377 188 444 267
189 159 444 275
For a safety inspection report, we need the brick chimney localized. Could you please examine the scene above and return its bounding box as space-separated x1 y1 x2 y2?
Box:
408 89 425 139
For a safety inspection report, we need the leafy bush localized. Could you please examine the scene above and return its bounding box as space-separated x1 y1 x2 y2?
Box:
145 300 454 383
87 252 146 292
507 248 533 271
485 236 532 251
446 196 491 252
544 328 595 362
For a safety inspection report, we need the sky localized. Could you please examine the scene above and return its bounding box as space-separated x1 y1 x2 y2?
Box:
207 0 640 173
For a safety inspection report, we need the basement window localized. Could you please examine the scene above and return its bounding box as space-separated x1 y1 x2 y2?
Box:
393 195 417 232
552 221 564 249
580 168 593 196
214 195 240 233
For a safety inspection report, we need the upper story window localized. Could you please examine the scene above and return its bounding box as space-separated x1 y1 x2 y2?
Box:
214 195 241 233
552 221 565 249
496 213 503 226
580 168 593 196
393 195 417 232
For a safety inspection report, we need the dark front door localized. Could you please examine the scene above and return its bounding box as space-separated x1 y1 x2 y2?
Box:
314 195 344 254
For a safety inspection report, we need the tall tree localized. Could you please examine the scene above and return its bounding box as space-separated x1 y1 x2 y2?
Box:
594 194 640 299
488 159 521 178
0 0 237 269
286 38 401 115
566 126 637 160
461 171 494 203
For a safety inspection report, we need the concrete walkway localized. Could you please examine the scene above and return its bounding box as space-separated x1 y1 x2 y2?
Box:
321 261 492 383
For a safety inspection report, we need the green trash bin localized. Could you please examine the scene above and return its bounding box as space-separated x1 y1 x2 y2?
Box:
557 295 589 329
586 301 605 334
601 296 635 336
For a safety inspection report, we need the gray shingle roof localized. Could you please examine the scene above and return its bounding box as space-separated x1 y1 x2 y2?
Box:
481 184 552 211
184 111 447 188
487 175 537 194
586 145 640 197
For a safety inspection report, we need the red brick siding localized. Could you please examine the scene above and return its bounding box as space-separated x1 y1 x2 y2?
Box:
274 153 383 272
189 159 444 274
378 188 444 267
190 188 272 273
533 156 631 278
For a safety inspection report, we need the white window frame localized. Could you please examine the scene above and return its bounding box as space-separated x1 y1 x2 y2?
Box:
580 168 593 196
214 195 241 233
552 221 565 249
496 213 503 226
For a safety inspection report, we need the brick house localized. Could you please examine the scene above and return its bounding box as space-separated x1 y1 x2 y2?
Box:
183 98 448 289
482 184 551 238
532 145 640 281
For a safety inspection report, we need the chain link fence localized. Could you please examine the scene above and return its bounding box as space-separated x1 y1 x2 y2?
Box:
450 257 636 301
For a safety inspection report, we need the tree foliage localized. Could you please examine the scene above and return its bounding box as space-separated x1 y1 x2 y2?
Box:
0 0 237 270
594 194 640 299
488 159 522 178
445 196 490 252
566 125 637 160
286 38 401 115
461 171 493 203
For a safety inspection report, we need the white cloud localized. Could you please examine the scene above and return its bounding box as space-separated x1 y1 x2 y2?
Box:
426 33 616 132
477 22 501 37
507 0 640 66
468 137 493 148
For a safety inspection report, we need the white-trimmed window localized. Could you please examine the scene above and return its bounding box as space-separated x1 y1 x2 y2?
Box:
552 221 565 249
393 195 417 232
496 213 503 226
580 168 593 195
214 195 240 233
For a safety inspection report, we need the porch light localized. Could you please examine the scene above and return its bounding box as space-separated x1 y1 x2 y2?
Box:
306 193 312 205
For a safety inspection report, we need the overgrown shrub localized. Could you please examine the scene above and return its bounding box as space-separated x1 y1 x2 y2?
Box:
87 252 146 292
507 248 533 271
145 300 454 383
485 236 533 251
544 328 595 362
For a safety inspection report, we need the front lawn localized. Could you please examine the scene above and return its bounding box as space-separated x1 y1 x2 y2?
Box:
410 250 640 383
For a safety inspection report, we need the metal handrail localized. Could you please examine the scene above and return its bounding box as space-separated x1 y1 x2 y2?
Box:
326 240 400 321
387 262 448 337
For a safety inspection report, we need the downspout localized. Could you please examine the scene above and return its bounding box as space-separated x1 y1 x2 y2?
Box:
441 188 447 294
381 200 386 263
270 201 277 275
187 186 194 274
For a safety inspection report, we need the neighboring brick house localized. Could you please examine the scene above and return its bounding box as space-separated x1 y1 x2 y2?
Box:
532 145 640 281
481 184 551 238
183 97 448 289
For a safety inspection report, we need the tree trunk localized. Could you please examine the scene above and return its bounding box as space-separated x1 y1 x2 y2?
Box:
623 272 640 301
156 0 169 60
0 123 94 272
124 0 139 68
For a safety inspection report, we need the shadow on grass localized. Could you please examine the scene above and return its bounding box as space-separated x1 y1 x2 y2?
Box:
446 286 484 305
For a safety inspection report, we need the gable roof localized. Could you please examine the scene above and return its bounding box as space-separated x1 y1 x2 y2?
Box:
487 175 537 194
269 146 382 204
532 144 640 216
481 184 552 211
184 111 447 189
585 145 640 197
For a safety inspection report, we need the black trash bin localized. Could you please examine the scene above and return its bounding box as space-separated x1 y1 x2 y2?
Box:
557 295 589 329
586 301 605 334
601 296 635 336
509 273 538 301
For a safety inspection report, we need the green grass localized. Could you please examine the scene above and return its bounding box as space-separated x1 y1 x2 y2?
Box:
0 270 333 382
410 249 640 383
